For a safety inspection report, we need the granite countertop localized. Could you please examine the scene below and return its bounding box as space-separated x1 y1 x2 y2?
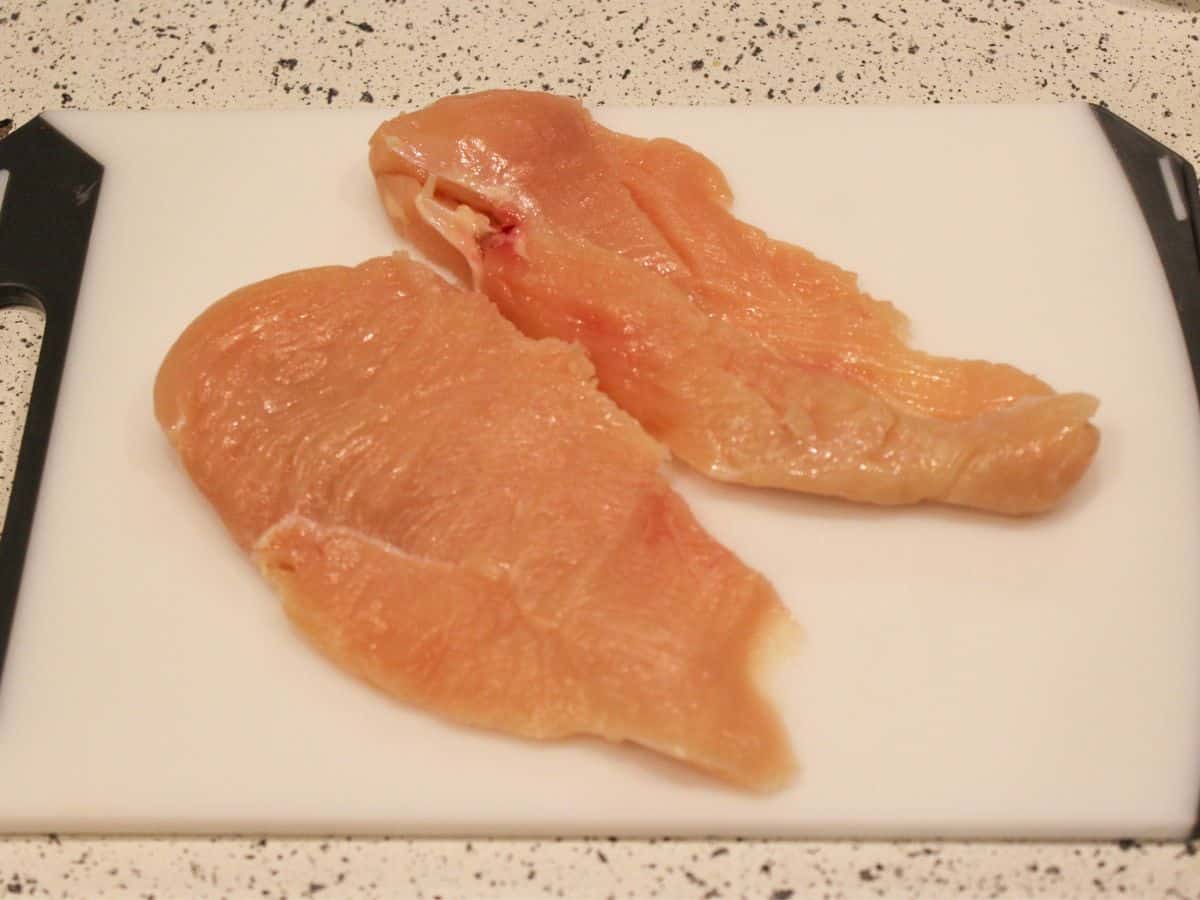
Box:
2 0 1199 896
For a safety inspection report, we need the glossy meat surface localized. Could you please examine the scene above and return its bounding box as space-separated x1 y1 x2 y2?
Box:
154 255 795 788
369 91 1100 514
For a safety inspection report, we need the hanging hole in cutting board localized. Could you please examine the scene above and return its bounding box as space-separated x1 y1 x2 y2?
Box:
0 293 46 533
1158 155 1190 223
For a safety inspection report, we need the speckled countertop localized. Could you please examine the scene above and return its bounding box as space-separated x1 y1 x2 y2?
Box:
2 0 1200 897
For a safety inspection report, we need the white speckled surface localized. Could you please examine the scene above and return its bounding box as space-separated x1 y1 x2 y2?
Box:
2 0 1200 896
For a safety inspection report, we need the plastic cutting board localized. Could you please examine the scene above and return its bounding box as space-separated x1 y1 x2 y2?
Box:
0 102 1197 838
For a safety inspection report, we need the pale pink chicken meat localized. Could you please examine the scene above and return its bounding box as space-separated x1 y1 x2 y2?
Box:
154 255 797 789
369 90 1100 515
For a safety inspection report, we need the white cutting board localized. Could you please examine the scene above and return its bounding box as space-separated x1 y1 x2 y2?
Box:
0 104 1197 838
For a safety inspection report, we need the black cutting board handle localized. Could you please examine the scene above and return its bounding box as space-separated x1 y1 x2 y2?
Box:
0 117 104 690
1092 105 1200 396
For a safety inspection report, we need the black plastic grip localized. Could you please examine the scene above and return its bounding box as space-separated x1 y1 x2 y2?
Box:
0 117 103 690
1092 105 1200 395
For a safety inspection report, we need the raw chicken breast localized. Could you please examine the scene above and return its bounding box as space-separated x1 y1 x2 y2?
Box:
154 255 796 789
369 90 1100 514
